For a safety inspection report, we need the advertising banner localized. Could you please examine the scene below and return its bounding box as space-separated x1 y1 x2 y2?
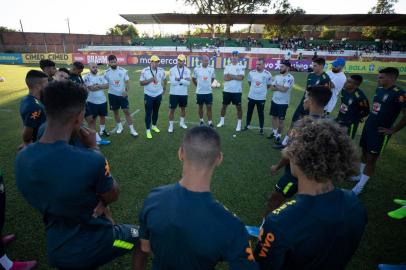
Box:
22 53 72 64
0 53 23 64
127 54 180 67
326 61 406 75
221 57 250 69
251 58 312 71
72 53 127 65
188 55 217 68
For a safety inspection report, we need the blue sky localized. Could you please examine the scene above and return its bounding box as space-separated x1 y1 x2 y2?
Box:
1 0 405 35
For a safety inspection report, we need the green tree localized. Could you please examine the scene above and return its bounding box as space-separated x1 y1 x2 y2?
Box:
263 0 305 39
0 26 17 32
181 0 275 37
362 0 401 39
106 24 139 39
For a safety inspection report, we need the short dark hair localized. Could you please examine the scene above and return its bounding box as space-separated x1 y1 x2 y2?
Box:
313 57 326 66
350 74 363 85
257 58 265 63
182 126 221 167
58 67 70 75
379 67 399 79
39 59 55 70
285 117 358 183
281 60 291 67
307 85 332 107
25 70 49 88
43 81 87 123
72 61 84 70
108 55 117 61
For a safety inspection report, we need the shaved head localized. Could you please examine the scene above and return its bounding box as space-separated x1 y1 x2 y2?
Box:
182 126 221 168
88 62 98 74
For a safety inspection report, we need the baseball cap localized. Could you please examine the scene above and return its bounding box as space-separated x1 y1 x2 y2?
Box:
177 54 186 62
281 60 291 67
332 58 346 68
150 55 160 62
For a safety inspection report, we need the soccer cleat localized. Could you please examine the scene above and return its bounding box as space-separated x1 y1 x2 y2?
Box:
130 130 138 137
168 125 174 133
151 126 160 133
394 199 406 206
99 130 110 137
259 128 264 135
243 126 249 131
217 122 224 128
388 207 406 220
180 122 188 129
267 133 275 139
200 121 204 126
2 234 16 246
96 139 111 146
146 130 152 139
116 126 123 134
352 184 364 196
272 142 286 150
209 123 214 128
9 261 38 270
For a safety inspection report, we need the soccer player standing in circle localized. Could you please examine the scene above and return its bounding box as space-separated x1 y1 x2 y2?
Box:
105 55 138 137
352 67 406 195
244 58 272 135
168 54 191 133
192 55 216 127
268 60 295 145
217 51 245 132
140 55 167 139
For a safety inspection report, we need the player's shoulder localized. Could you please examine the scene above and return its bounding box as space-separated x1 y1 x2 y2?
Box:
142 183 180 207
393 85 405 93
322 72 331 79
264 70 272 76
21 95 41 109
117 66 127 72
249 69 257 74
287 73 294 79
210 199 246 229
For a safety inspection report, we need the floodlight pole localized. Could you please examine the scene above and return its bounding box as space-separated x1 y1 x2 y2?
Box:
19 19 24 32
66 18 71 34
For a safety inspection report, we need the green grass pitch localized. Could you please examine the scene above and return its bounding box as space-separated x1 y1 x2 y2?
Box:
0 64 405 269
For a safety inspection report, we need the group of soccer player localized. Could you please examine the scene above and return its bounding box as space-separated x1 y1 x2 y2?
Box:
8 51 406 270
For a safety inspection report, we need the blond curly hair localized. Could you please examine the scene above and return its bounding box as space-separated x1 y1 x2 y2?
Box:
284 117 359 183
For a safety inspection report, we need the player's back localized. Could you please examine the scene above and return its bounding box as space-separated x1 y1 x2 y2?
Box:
261 188 366 270
140 183 257 270
15 141 113 261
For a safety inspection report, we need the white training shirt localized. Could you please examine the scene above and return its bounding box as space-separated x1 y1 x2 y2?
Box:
223 63 245 93
325 70 347 113
83 73 108 104
192 65 215 94
169 65 191 96
271 73 295 105
140 67 166 97
104 67 129 96
247 69 272 101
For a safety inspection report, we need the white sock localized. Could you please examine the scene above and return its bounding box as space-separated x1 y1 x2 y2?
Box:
220 117 224 123
96 133 102 142
276 133 281 138
208 120 212 124
200 118 204 122
100 125 105 132
356 174 370 190
272 129 277 135
180 117 185 124
282 135 290 146
169 121 173 127
117 122 123 129
0 254 13 270
147 129 151 132
237 119 242 125
360 163 366 175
